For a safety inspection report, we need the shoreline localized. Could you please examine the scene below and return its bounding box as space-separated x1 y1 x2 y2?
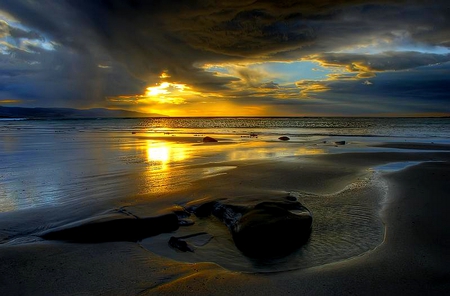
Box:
0 145 449 294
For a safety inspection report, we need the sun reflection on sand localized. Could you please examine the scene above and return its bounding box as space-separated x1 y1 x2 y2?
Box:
145 140 187 170
147 146 170 163
124 137 327 195
226 143 324 161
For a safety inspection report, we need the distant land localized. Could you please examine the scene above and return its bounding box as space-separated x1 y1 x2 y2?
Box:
0 106 166 119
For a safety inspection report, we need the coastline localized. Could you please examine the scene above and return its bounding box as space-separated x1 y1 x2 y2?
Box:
0 143 449 294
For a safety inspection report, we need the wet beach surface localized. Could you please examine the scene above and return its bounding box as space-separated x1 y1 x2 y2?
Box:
1 119 449 294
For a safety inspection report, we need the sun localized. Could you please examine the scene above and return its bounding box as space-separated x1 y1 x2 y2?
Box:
145 81 188 98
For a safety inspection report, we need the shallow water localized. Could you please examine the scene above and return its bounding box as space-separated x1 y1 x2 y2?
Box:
0 121 327 212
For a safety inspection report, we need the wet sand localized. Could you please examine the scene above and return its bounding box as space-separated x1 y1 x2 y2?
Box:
1 144 450 295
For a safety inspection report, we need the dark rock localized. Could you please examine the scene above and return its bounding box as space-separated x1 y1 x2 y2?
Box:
171 207 191 219
211 203 247 227
231 202 312 257
178 218 195 226
40 213 179 243
168 232 212 252
335 140 346 145
190 201 219 217
285 195 298 201
169 236 194 252
203 136 218 142
278 136 290 141
192 199 312 257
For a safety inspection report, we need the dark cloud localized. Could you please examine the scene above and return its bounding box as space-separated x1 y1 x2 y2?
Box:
260 81 280 89
0 0 449 115
8 25 43 41
315 62 450 115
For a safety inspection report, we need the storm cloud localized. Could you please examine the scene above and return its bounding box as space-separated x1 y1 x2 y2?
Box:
0 0 449 115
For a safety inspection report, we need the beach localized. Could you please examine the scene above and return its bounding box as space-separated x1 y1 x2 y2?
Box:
0 118 449 295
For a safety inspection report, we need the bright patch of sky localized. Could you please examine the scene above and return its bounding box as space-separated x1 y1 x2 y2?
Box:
337 30 450 55
0 10 55 54
205 61 334 85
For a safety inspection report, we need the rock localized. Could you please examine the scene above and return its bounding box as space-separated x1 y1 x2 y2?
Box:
40 213 179 243
190 201 219 217
334 140 346 145
168 232 212 252
178 218 195 226
285 195 298 201
231 202 312 257
203 136 218 142
191 199 312 257
169 236 194 252
171 206 191 219
278 136 290 141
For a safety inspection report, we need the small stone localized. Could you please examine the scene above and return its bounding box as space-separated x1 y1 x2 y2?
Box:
169 237 194 252
178 219 195 226
203 136 218 142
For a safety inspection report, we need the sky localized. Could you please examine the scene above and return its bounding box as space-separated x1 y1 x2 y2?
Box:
0 0 449 117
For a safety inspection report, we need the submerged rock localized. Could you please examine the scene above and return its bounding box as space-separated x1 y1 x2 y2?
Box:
40 213 179 243
278 136 290 141
203 136 218 142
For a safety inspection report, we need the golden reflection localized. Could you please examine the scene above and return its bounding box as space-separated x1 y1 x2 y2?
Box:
226 144 324 161
145 140 187 171
138 140 191 195
296 147 324 155
147 146 170 162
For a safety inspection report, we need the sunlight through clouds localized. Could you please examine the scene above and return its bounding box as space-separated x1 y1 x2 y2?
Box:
1 1 450 116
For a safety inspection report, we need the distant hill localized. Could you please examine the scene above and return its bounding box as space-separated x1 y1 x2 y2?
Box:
0 106 166 119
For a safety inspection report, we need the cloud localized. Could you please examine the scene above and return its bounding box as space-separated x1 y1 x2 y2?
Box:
314 62 450 115
310 51 450 73
295 80 330 97
0 0 449 115
260 81 279 89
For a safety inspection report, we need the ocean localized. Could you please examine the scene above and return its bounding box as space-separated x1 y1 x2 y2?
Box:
2 117 449 138
1 117 449 272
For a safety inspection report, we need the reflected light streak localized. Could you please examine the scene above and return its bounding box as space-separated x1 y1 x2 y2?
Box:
226 145 324 161
145 140 188 171
140 140 190 195
147 146 170 162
